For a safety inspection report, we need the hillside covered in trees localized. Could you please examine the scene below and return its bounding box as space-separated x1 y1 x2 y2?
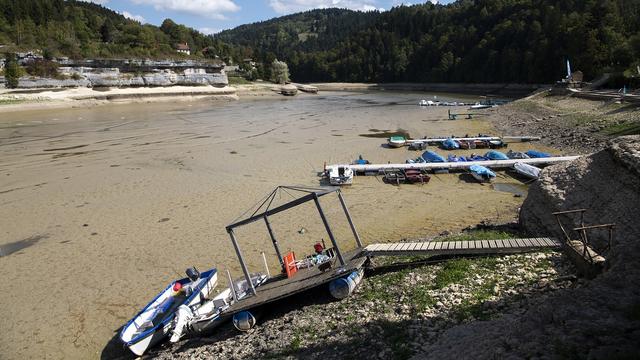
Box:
0 0 245 61
1 0 639 85
221 0 640 84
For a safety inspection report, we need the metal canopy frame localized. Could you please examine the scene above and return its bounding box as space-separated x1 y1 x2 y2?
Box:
225 186 362 297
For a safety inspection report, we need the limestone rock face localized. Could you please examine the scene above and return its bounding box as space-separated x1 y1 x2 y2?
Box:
17 77 91 88
10 68 228 88
414 136 640 359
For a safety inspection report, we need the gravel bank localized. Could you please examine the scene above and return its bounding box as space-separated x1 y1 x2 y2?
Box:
151 233 578 359
488 91 640 154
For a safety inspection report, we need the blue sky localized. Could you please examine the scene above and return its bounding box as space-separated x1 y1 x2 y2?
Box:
87 0 454 35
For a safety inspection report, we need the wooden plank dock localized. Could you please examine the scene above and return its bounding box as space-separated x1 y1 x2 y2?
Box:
220 248 368 317
365 237 561 257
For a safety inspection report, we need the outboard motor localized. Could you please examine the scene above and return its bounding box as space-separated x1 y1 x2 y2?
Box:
186 267 200 282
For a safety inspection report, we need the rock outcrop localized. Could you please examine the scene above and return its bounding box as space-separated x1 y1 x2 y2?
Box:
14 68 228 89
415 136 640 359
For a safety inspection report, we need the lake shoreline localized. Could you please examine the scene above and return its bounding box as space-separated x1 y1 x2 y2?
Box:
0 82 549 114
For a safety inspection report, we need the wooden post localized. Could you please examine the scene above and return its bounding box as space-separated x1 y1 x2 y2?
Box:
337 190 362 248
264 215 284 267
227 229 256 296
313 194 345 266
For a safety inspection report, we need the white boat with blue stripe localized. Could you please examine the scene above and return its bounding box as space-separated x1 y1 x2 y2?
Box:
119 267 218 356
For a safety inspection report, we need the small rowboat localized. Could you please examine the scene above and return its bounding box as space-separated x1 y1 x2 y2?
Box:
120 268 218 356
404 169 431 184
469 165 496 182
387 136 407 148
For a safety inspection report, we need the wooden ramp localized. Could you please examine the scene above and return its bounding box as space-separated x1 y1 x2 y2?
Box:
365 237 560 257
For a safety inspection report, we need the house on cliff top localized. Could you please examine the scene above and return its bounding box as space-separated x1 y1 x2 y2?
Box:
176 43 190 55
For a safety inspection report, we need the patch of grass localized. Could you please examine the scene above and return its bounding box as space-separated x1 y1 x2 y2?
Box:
288 335 302 352
602 121 640 136
228 76 252 85
453 281 496 321
382 323 414 360
438 229 520 242
432 258 472 289
410 285 435 312
0 98 24 105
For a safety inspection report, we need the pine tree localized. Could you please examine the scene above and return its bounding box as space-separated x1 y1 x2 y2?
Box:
4 53 20 89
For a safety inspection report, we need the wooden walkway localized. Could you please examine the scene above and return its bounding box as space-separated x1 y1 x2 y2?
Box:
365 237 560 257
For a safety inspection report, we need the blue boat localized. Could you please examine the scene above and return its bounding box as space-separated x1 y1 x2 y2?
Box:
526 150 551 158
441 138 460 150
485 150 509 160
120 268 218 356
468 154 489 161
447 154 467 162
421 150 446 163
469 165 497 182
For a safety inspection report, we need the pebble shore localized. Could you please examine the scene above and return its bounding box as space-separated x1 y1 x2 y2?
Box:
152 243 578 359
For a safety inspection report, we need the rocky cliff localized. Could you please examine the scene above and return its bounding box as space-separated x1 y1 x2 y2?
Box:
415 136 640 359
14 67 228 89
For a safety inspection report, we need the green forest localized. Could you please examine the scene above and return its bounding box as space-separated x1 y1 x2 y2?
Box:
220 0 640 83
0 0 246 61
1 0 640 84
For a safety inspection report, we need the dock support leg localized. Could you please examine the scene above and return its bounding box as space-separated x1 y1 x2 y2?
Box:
227 229 256 296
313 194 346 266
264 215 284 269
337 190 362 248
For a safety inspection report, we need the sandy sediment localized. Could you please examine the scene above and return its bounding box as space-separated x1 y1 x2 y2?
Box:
0 85 239 113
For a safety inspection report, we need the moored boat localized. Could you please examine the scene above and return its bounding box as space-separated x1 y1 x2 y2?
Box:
120 268 218 356
525 150 552 158
441 138 460 150
328 166 354 185
421 150 446 163
170 273 268 342
507 150 530 159
387 136 407 148
404 169 431 184
513 162 542 179
469 165 496 182
485 150 509 160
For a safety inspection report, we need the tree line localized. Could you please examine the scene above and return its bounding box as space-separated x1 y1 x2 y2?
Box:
221 0 640 84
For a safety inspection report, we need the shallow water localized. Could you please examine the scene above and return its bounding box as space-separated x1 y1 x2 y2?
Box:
0 91 551 359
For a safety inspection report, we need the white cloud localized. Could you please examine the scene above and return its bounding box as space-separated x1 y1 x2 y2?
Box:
122 11 147 23
199 27 220 35
269 0 383 14
131 0 240 19
82 0 110 4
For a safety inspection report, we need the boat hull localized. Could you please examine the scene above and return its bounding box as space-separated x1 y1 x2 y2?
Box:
119 268 218 355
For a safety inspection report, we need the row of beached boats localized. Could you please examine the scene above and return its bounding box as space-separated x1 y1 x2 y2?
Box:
418 99 503 109
326 149 548 185
387 134 540 149
119 267 268 356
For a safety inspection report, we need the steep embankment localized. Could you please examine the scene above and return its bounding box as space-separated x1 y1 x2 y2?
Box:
415 136 640 359
490 93 640 154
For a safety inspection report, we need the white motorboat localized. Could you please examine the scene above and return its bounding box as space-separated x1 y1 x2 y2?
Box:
328 166 354 185
170 273 268 342
119 268 218 356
